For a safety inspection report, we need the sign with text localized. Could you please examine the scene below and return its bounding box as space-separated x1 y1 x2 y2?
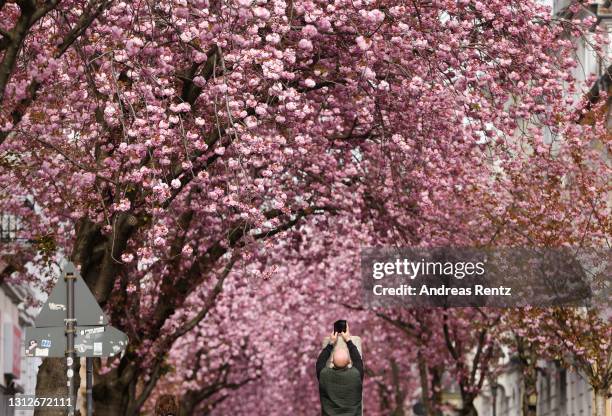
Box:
362 247 610 308
24 326 127 358
25 262 128 358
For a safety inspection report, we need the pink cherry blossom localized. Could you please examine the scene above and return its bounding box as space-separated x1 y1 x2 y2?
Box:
0 0 609 414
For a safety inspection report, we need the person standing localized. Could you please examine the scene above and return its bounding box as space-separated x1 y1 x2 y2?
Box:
316 324 364 416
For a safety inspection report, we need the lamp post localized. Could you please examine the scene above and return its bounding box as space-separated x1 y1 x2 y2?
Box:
65 268 76 416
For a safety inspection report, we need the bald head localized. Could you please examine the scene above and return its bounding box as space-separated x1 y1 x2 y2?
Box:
332 347 351 369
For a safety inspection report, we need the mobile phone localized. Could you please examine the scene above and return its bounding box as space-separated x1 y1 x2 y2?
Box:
334 320 347 334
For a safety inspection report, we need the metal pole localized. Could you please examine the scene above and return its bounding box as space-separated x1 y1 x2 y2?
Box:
86 357 93 416
65 270 76 416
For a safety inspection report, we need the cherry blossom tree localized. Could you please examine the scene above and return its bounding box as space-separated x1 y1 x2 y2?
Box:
499 308 550 416
538 308 611 416
441 308 503 416
0 0 609 415
374 308 449 416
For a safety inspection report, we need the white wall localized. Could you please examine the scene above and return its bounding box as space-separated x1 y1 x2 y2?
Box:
0 289 20 384
0 285 40 416
474 361 606 416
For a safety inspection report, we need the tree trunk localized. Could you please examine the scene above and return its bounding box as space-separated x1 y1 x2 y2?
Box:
516 337 538 416
34 358 80 416
592 390 607 416
459 399 478 416
521 364 538 416
430 366 443 414
92 378 129 415
179 388 221 416
417 349 434 416
390 358 405 416
521 381 538 416
33 347 130 416
416 350 444 416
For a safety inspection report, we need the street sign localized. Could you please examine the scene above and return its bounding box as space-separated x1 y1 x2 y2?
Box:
24 326 128 358
24 262 129 416
34 263 109 328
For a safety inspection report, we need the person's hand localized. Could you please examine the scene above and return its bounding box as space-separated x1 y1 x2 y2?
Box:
330 331 338 345
341 324 351 342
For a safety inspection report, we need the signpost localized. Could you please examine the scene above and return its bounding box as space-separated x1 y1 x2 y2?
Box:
25 262 128 415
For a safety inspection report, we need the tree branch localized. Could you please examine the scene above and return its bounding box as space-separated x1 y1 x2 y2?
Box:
56 0 111 57
0 0 112 146
173 255 238 339
126 360 163 416
150 205 337 344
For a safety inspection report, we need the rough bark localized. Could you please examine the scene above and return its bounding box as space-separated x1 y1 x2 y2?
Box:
33 358 80 416
91 365 131 415
81 217 137 415
416 350 443 416
390 359 406 416
430 366 444 414
417 349 434 416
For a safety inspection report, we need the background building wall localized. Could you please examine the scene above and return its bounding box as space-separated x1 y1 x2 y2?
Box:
0 286 21 416
473 362 610 416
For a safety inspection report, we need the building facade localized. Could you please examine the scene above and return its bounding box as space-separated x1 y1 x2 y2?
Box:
0 277 38 416
474 2 612 415
474 360 611 416
1 214 38 416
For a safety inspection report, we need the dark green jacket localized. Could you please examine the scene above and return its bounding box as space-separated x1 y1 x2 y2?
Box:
316 340 363 416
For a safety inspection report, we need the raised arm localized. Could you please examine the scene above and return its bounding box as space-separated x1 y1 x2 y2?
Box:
346 340 363 380
340 324 364 380
316 332 338 380
316 343 334 380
